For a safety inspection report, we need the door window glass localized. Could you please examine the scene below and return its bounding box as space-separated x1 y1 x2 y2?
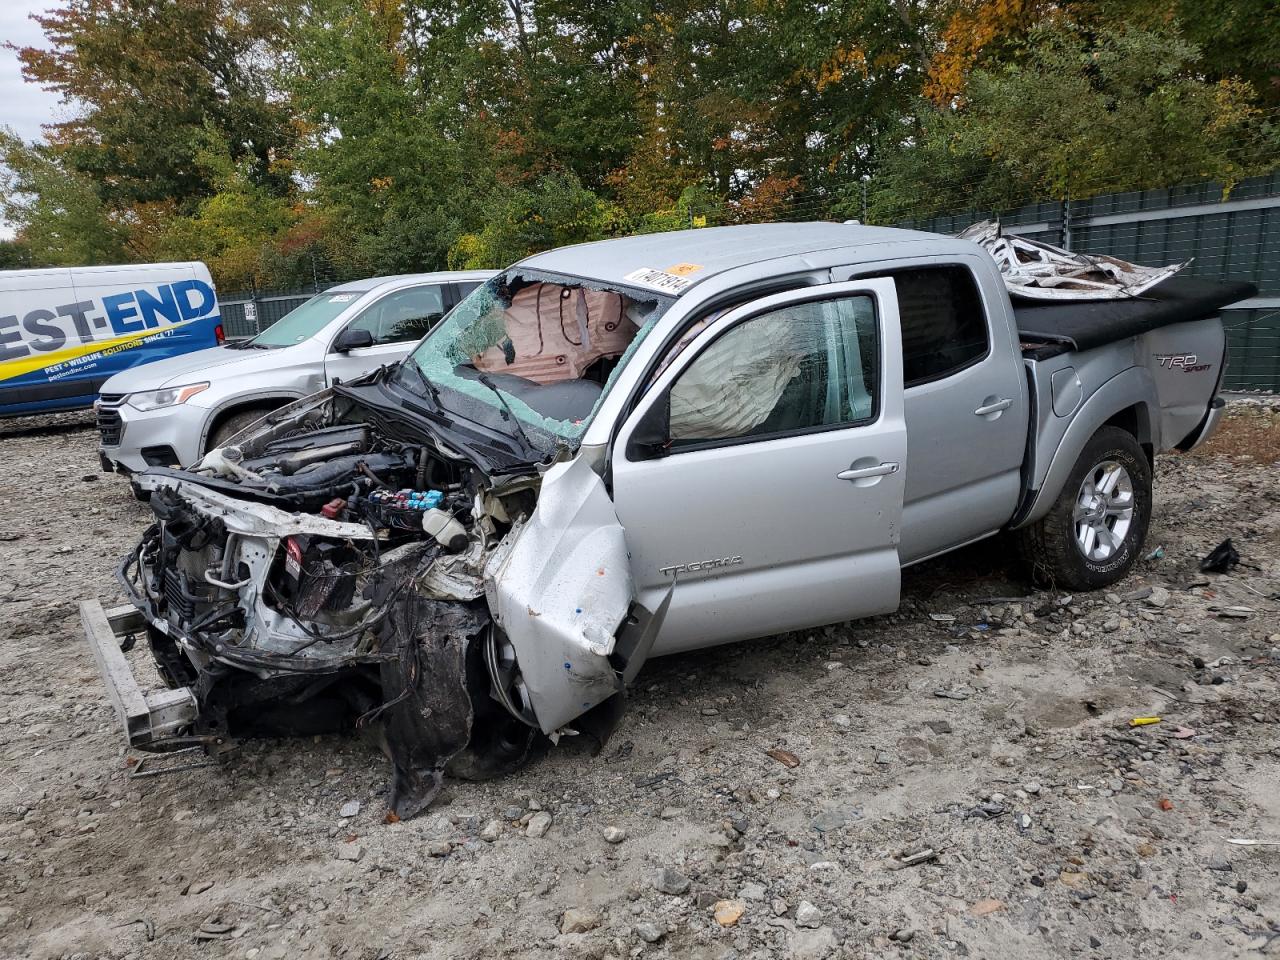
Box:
346 285 446 345
667 295 878 446
889 266 988 386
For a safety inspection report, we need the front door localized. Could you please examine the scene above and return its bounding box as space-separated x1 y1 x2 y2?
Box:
610 279 907 655
324 283 447 385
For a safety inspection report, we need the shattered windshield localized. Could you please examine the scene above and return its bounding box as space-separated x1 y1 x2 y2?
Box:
406 271 670 455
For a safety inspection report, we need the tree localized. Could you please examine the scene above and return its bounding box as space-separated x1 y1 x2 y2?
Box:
0 130 129 266
0 239 36 269
1122 0 1280 109
447 172 624 268
287 0 497 274
14 0 298 209
634 184 724 234
861 22 1278 222
5 0 1277 276
142 130 304 288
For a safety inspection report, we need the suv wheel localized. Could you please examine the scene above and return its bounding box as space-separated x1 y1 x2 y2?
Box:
207 407 272 452
1017 426 1152 590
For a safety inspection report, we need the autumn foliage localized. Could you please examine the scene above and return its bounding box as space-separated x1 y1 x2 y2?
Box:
0 0 1276 285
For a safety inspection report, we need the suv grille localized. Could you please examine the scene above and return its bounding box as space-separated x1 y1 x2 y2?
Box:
97 407 123 447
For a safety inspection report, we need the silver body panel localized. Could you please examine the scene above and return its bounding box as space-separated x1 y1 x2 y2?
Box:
485 457 636 733
540 225 1227 654
1141 318 1227 449
610 279 907 654
831 252 1029 563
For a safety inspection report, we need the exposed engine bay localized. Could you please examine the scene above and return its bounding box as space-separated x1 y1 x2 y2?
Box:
114 383 661 818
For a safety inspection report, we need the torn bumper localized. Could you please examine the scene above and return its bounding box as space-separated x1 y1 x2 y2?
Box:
81 441 662 814
80 598 199 748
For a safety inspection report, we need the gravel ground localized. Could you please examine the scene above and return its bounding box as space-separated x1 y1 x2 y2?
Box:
1 407 1278 960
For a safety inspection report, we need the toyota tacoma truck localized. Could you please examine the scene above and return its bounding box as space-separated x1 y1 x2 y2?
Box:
80 223 1253 816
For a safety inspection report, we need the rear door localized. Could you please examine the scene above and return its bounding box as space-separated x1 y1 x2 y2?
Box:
833 262 1027 562
324 283 448 384
610 279 907 655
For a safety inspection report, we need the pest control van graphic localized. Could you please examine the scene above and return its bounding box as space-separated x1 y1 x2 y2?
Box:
0 262 224 416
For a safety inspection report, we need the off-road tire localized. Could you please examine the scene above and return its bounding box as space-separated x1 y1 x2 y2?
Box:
1017 426 1152 591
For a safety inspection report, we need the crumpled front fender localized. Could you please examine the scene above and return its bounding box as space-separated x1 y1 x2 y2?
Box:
484 457 635 734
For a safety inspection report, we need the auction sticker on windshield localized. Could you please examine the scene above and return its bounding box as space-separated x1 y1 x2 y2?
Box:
623 267 700 294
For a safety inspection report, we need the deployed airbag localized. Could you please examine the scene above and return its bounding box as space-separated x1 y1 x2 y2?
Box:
473 283 639 383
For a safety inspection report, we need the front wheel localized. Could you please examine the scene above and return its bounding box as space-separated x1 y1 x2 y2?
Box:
207 407 273 453
1017 426 1152 591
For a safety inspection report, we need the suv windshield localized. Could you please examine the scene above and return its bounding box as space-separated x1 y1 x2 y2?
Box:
250 290 366 347
406 271 670 455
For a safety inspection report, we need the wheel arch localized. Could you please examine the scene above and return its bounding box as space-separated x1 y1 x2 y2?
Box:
1015 367 1159 529
1102 403 1155 466
200 393 302 454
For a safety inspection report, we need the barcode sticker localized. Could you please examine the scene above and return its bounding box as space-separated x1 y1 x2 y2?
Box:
623 267 696 294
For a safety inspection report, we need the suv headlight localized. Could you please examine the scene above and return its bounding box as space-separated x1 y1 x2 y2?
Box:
126 382 210 411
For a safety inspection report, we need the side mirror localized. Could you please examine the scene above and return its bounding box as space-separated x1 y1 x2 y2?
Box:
626 393 671 461
333 327 375 352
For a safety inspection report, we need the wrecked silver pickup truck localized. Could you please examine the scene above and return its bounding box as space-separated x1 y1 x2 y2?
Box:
82 223 1254 816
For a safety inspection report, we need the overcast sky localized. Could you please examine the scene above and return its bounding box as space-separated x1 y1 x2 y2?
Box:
1 1 64 141
1 1 67 240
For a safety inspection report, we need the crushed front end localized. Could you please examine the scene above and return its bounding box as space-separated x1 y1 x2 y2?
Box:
85 382 651 817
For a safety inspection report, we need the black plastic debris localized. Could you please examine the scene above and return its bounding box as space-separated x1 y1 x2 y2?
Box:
966 801 1008 820
1199 538 1240 574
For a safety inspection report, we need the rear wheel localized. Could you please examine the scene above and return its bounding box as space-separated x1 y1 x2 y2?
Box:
1017 426 1152 590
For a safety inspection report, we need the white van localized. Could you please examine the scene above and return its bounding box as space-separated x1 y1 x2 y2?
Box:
0 262 222 416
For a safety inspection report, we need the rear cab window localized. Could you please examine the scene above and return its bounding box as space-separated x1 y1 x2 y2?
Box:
876 266 989 387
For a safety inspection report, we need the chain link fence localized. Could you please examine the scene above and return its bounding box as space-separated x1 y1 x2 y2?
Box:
218 287 326 339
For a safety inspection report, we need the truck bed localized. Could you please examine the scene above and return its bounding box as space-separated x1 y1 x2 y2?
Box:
1015 276 1256 356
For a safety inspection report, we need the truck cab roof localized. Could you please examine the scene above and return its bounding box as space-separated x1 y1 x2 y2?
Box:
517 223 947 294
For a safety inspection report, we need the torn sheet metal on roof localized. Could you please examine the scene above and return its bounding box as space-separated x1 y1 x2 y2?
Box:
960 220 1189 301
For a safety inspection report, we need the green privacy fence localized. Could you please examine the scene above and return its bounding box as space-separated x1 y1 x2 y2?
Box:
217 285 335 339
902 172 1280 391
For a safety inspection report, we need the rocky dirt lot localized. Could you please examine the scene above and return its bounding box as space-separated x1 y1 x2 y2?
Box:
1 404 1278 960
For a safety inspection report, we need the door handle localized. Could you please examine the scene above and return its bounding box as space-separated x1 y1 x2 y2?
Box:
974 397 1013 417
837 462 899 481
